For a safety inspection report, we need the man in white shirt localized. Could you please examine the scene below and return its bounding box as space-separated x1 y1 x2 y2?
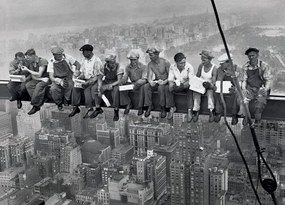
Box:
69 44 103 118
166 52 195 121
47 47 80 110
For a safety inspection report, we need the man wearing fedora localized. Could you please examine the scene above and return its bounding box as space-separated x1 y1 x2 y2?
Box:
69 44 103 118
240 48 272 125
47 46 80 111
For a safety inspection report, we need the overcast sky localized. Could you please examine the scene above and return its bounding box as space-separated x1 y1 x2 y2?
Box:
0 0 282 31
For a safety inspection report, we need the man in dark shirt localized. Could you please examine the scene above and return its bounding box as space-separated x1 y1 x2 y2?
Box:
7 52 31 109
90 53 123 121
144 47 170 118
121 50 148 116
21 48 50 115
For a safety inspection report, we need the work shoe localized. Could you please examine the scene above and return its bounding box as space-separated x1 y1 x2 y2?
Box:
90 108 103 119
83 108 94 119
242 117 248 126
145 106 152 117
69 106 80 117
28 106 40 115
187 109 193 123
161 106 167 118
17 100 22 109
124 103 132 115
214 113 222 123
209 110 215 123
113 110 119 121
193 111 199 122
137 108 144 116
231 115 238 125
167 107 176 120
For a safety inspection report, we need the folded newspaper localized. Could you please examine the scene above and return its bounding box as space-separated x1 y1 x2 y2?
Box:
74 79 86 88
189 76 206 94
102 94 111 107
119 84 134 91
9 75 26 82
215 81 232 93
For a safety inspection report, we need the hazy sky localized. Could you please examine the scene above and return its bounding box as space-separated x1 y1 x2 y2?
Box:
0 0 282 31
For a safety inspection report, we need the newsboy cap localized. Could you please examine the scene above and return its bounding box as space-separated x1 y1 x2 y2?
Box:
51 47 64 55
127 50 140 59
146 47 160 54
200 50 214 59
245 47 259 55
79 44 94 52
105 53 117 62
218 53 233 64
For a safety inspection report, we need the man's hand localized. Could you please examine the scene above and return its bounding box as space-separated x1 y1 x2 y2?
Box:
21 66 29 71
81 82 89 89
150 81 156 87
55 78 62 85
157 79 164 85
137 79 145 85
41 77 49 83
73 70 81 78
202 81 211 90
259 87 268 96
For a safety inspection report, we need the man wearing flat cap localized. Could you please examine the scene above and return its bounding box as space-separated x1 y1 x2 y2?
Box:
240 48 272 125
214 53 241 124
20 48 50 115
69 44 103 118
47 46 81 110
193 49 218 123
144 47 170 118
121 49 148 116
89 53 123 121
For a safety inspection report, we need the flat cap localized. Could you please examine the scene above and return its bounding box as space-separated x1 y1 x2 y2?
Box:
51 47 64 55
105 53 117 62
218 53 233 64
79 44 93 52
146 47 160 54
245 47 259 55
127 50 140 59
200 50 214 59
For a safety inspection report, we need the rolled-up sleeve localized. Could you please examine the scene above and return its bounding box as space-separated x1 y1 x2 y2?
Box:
262 64 272 90
141 65 148 80
47 59 54 73
94 59 104 76
168 65 175 82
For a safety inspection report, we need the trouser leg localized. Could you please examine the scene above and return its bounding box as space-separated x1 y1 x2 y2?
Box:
50 83 63 105
144 83 153 107
193 92 201 111
214 92 223 114
92 83 101 108
84 85 94 108
63 79 74 103
26 80 38 98
207 90 215 110
157 84 166 107
186 89 194 110
165 84 174 108
30 81 50 107
135 84 145 108
71 87 82 107
112 85 120 109
7 81 26 100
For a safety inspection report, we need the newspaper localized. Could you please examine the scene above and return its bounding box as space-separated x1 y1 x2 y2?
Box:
9 75 26 82
189 76 206 94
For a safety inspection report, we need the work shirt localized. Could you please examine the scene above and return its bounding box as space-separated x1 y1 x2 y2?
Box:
123 62 148 83
101 63 124 84
80 54 103 80
30 56 49 78
241 60 272 90
9 59 30 76
168 62 195 84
